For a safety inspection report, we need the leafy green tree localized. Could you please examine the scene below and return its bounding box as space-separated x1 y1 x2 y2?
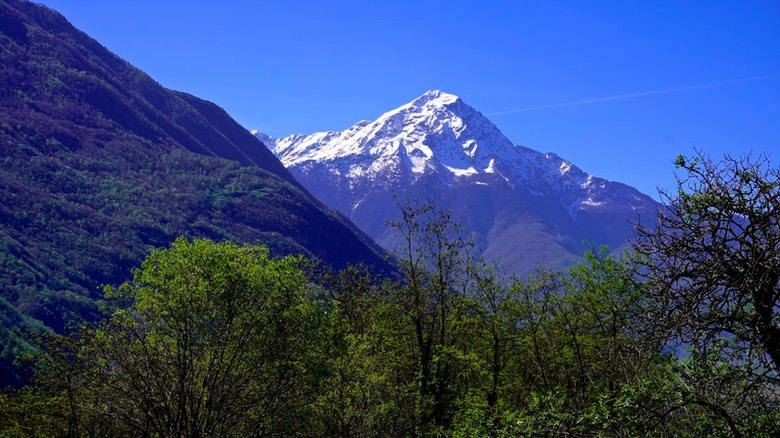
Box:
470 248 663 436
0 389 71 437
87 237 328 437
312 265 417 437
467 262 513 413
561 247 655 398
388 195 475 435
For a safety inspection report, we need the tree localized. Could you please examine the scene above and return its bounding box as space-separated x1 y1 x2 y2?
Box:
86 237 328 437
468 262 513 414
450 248 665 437
312 264 418 437
388 194 475 435
634 151 780 372
633 151 780 433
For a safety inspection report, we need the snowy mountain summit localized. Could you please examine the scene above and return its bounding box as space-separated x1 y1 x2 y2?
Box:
255 91 658 276
263 90 646 212
268 90 513 180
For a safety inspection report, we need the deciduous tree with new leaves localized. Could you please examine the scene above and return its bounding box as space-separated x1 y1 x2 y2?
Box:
90 238 329 437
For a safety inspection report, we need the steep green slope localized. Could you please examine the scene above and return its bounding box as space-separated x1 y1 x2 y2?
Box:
0 0 389 386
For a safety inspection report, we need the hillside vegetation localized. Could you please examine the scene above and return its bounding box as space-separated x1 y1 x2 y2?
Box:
0 0 388 386
2 152 779 437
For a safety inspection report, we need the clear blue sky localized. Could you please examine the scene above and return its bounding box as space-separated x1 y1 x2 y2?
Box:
35 0 780 199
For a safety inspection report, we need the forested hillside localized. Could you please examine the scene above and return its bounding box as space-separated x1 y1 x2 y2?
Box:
0 0 388 386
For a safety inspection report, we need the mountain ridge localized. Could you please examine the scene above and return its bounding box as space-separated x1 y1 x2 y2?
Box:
0 0 390 386
257 90 658 276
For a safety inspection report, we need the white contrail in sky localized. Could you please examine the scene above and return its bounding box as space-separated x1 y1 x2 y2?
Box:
486 74 778 116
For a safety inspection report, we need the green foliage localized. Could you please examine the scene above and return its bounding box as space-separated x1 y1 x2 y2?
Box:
1 238 335 437
388 195 477 434
4 153 780 436
93 237 333 436
312 265 418 436
0 389 72 437
4 235 774 437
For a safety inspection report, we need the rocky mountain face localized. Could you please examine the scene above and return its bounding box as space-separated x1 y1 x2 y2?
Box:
0 0 389 386
259 90 659 276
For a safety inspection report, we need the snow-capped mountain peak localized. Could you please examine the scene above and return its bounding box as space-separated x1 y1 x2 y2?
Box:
261 91 596 197
251 91 658 277
407 89 460 106
255 91 656 223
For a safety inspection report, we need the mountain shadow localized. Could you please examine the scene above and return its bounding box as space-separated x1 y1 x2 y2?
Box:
0 0 389 387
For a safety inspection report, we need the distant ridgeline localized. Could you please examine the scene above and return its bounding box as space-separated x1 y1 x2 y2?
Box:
261 90 660 278
0 0 389 386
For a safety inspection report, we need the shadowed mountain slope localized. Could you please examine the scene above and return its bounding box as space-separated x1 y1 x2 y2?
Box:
0 0 389 386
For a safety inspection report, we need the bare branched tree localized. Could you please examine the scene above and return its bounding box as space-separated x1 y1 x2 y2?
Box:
634 150 780 376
